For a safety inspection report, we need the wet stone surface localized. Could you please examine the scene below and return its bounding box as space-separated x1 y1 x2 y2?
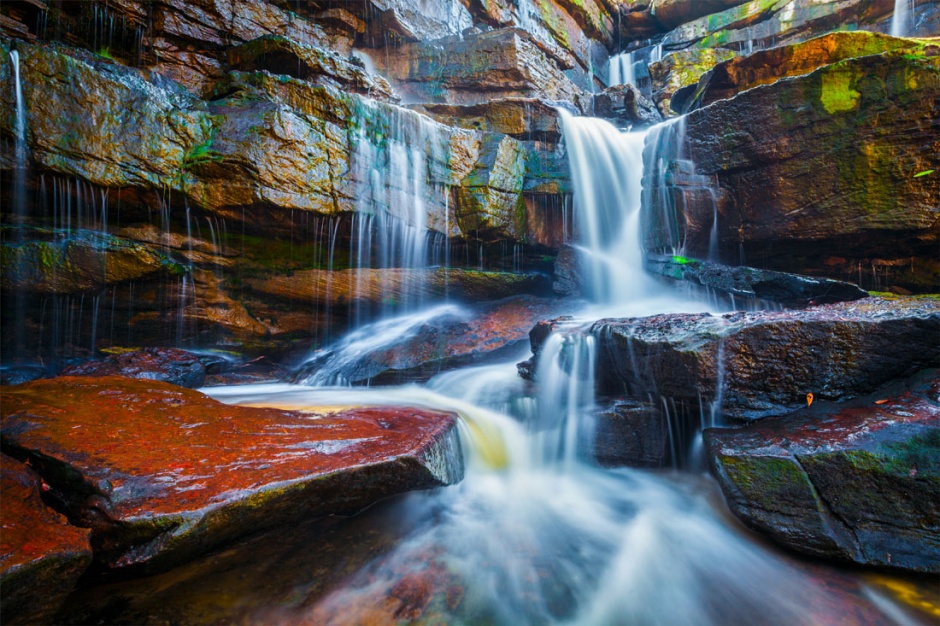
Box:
0 453 93 625
0 376 462 574
705 369 940 573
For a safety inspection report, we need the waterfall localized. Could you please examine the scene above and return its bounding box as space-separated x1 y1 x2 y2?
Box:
557 110 659 304
607 51 635 87
10 50 27 227
890 0 914 36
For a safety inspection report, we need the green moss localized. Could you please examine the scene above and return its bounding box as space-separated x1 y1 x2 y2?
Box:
820 70 860 114
672 255 691 265
881 430 940 475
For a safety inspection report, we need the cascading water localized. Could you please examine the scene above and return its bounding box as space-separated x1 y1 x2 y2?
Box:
10 50 27 227
607 51 635 87
891 0 914 36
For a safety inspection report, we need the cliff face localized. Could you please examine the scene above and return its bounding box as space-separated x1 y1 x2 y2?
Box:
0 0 936 360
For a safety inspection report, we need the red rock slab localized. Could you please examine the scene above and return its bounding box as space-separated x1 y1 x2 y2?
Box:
0 376 462 573
1 453 93 625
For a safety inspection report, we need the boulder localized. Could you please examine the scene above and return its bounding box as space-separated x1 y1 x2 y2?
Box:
674 31 934 113
645 254 868 307
60 347 207 388
539 297 940 420
0 376 463 573
296 295 579 385
0 453 93 626
705 369 940 573
590 83 663 129
648 47 736 116
644 52 940 292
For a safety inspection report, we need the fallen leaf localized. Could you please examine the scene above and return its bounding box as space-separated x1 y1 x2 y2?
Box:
875 399 888 404
806 392 814 407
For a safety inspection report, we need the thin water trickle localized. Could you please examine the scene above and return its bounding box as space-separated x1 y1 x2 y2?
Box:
891 0 914 36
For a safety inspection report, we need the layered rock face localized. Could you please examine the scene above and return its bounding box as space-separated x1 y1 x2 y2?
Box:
643 36 940 293
0 0 602 363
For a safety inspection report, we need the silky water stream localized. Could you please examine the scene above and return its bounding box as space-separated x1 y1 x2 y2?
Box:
60 116 932 625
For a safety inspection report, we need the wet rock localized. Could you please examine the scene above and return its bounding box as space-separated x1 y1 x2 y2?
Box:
60 347 206 388
535 297 940 420
648 47 736 116
593 400 667 468
0 42 568 248
645 254 868 307
414 99 564 141
0 376 463 573
297 296 579 385
226 35 395 102
591 83 663 129
704 370 940 573
0 453 93 626
245 267 552 309
552 245 585 297
644 52 940 292
366 28 583 106
664 0 894 52
0 228 186 295
0 365 46 386
650 0 751 30
674 31 933 113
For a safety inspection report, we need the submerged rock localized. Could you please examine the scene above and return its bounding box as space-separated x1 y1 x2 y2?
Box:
0 453 93 626
645 254 868 307
705 370 940 573
0 376 462 573
60 347 207 388
296 295 579 385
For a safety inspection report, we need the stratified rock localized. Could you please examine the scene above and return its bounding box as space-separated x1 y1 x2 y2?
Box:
245 267 552 309
296 295 579 385
591 83 663 129
705 370 940 573
226 35 395 102
0 376 463 573
0 42 569 247
0 453 92 626
645 254 868 307
414 99 564 141
648 47 736 116
650 0 751 29
0 228 186 295
664 0 894 52
644 52 940 292
674 31 933 113
60 347 206 388
366 28 583 106
594 400 667 467
558 297 940 420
